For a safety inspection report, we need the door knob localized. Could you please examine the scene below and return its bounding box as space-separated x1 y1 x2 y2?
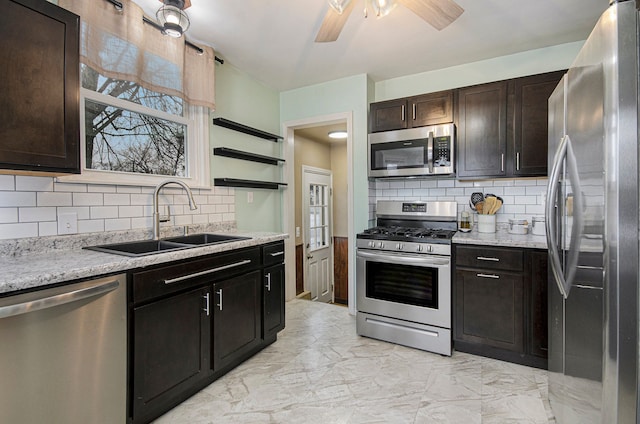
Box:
306 254 313 259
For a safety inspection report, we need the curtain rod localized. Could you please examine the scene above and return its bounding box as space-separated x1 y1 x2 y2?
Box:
104 0 224 64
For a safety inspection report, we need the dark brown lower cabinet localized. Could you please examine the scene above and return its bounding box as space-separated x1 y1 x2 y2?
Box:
213 270 262 371
264 263 285 340
453 245 548 369
132 286 211 423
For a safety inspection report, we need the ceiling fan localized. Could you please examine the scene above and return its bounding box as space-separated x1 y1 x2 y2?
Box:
315 0 464 43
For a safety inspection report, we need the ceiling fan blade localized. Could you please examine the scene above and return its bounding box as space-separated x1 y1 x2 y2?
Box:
315 0 356 43
398 0 464 31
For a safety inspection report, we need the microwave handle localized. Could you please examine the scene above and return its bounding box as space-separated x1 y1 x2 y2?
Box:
427 131 434 173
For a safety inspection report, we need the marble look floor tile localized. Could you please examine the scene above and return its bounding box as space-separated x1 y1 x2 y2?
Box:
153 299 555 424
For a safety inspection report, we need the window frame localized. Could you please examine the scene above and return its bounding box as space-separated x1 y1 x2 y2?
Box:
58 86 211 189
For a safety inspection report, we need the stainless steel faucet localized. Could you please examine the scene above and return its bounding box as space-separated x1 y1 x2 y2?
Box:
153 179 198 240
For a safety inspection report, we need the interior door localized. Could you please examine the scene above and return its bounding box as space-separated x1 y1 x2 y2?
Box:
302 167 333 303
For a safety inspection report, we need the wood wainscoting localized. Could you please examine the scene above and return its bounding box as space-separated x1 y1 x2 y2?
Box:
333 237 348 305
295 244 304 296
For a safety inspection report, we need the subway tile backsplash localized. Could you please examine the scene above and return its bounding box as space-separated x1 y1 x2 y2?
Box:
368 177 548 226
0 176 235 240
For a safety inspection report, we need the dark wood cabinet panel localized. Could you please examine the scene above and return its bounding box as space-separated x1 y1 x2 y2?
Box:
369 91 454 133
508 71 565 176
0 0 80 174
456 81 508 178
213 270 262 371
410 90 454 127
454 244 548 369
132 286 211 422
333 237 349 305
369 98 408 132
455 269 524 352
529 250 549 358
264 263 285 339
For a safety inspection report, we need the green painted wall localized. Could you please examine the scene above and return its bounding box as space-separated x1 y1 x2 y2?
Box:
211 61 283 232
280 74 371 235
374 41 583 101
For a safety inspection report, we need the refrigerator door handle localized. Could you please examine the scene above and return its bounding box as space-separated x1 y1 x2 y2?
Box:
546 134 569 298
563 138 584 294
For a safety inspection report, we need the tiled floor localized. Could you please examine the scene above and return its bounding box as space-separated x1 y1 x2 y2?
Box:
154 299 555 423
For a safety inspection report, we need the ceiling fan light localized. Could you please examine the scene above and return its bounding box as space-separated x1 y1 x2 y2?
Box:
156 4 190 37
369 0 397 17
328 0 352 14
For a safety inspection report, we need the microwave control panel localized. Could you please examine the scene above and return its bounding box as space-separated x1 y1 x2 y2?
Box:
434 136 451 167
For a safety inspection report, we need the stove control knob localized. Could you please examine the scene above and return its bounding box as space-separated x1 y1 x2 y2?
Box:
427 245 433 253
378 242 384 249
368 241 375 248
396 243 404 250
417 245 423 252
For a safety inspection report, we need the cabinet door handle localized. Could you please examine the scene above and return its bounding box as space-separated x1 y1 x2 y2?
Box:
412 103 416 120
270 251 284 257
265 273 272 292
477 273 500 279
477 256 500 262
163 259 252 284
401 105 406 122
501 153 505 172
516 152 521 171
203 293 210 316
216 289 223 311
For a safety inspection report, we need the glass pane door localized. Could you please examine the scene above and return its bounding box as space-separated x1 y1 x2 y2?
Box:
308 183 329 252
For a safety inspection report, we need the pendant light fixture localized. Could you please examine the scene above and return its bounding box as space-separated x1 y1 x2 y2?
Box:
156 0 190 38
369 0 396 17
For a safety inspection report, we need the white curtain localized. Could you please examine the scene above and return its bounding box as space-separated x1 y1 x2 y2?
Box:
58 0 215 109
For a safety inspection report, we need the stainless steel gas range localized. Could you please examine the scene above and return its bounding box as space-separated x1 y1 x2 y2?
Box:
356 200 457 356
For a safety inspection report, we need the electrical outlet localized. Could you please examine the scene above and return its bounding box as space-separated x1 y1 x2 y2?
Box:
57 212 78 235
247 192 254 203
295 226 301 237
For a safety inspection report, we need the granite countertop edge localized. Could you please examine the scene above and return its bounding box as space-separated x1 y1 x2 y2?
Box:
0 231 288 295
452 228 547 250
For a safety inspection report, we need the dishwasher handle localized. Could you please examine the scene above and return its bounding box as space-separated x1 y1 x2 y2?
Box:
0 279 119 319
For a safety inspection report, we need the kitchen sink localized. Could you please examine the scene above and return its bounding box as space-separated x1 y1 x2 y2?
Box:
85 234 250 257
164 233 250 245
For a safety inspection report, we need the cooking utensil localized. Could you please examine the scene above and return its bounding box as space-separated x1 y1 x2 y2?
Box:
475 201 484 214
484 196 496 215
470 192 484 205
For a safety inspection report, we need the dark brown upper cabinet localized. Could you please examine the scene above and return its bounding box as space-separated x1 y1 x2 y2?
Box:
0 0 80 174
456 81 508 178
508 71 565 177
456 71 564 179
369 90 453 133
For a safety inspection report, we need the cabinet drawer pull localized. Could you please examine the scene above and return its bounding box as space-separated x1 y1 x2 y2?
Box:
401 105 406 122
412 103 416 120
203 293 210 316
501 153 505 172
217 289 223 311
477 256 500 262
163 259 252 284
477 273 500 279
270 251 284 257
266 273 272 291
516 152 521 171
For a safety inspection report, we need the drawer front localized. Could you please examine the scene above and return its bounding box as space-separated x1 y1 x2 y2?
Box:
132 247 261 304
262 241 285 266
456 245 523 272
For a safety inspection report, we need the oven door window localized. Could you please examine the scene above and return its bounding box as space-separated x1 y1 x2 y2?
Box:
365 261 438 308
370 139 428 171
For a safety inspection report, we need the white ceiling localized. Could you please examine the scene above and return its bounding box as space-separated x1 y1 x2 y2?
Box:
133 0 608 92
296 123 348 145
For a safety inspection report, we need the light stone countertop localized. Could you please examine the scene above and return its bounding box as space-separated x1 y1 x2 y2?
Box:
0 230 288 295
452 226 548 250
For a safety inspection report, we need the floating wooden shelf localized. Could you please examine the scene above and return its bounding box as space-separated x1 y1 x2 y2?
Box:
213 118 282 142
213 147 284 166
214 178 287 190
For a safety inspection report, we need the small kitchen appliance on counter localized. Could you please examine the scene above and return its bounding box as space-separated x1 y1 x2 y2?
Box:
356 200 457 356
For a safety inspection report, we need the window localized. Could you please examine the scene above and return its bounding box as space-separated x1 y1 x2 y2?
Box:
60 65 210 187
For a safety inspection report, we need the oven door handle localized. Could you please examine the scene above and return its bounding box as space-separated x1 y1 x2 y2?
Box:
357 250 449 267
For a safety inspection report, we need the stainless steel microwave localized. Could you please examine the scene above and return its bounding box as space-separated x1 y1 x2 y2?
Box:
368 123 455 178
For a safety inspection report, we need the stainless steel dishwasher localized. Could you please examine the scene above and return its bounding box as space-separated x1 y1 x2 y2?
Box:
0 274 127 424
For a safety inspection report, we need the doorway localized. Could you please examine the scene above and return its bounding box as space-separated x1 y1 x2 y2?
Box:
282 113 353 311
302 166 333 303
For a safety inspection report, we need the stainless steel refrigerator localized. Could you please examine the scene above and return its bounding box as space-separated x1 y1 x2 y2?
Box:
546 1 639 423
